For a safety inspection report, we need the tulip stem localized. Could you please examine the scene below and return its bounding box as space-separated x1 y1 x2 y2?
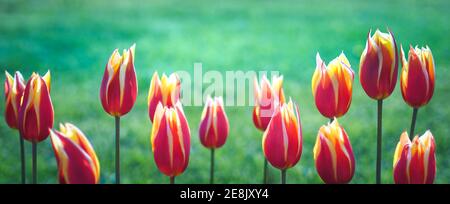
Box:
19 133 26 184
376 100 383 184
329 118 333 123
263 159 268 184
32 142 37 184
281 169 286 184
170 176 175 184
409 108 419 139
210 148 215 184
115 116 120 184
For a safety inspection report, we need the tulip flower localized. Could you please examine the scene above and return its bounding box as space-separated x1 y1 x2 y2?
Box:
18 71 53 184
400 46 435 138
100 44 138 117
50 123 100 184
313 119 355 184
199 96 229 184
262 98 302 184
148 72 181 122
359 29 398 184
359 29 398 100
5 71 25 129
253 74 285 183
312 52 354 119
99 44 137 184
4 71 26 184
151 102 190 184
393 131 436 184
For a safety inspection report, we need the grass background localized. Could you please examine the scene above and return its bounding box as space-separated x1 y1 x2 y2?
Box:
0 0 449 184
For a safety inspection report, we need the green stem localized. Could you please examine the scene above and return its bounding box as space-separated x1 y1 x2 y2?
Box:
210 148 215 184
263 158 268 184
409 108 419 139
32 142 37 184
281 169 286 184
19 133 26 184
329 118 334 123
170 176 175 184
115 116 120 184
376 100 383 184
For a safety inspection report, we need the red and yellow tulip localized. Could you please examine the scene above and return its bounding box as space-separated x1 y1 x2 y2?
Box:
4 71 25 129
313 119 355 184
262 99 302 170
393 131 436 184
50 123 100 184
100 44 138 117
312 52 354 118
151 102 190 177
148 72 181 122
253 75 285 131
359 29 398 100
400 46 435 108
199 96 229 149
18 71 53 142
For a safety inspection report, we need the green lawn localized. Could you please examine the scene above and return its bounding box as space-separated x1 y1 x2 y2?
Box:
0 0 449 184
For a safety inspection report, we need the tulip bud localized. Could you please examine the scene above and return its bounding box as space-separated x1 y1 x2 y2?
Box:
199 96 229 149
4 71 25 129
313 119 355 184
100 44 138 117
50 123 100 184
18 71 54 142
400 46 435 108
151 102 190 177
393 131 436 184
148 72 180 122
262 98 302 170
253 75 285 131
312 52 354 118
359 29 398 100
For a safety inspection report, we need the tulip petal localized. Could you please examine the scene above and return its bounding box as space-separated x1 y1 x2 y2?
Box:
50 129 99 184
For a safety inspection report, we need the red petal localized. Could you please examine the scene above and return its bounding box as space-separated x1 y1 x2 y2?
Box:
263 108 286 169
393 146 409 184
314 71 336 118
118 53 137 116
315 134 336 183
51 131 97 184
360 39 382 99
402 49 430 107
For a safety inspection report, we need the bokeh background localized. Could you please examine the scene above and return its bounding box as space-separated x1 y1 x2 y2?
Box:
0 0 449 184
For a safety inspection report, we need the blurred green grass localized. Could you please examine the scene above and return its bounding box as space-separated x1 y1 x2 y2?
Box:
0 0 449 184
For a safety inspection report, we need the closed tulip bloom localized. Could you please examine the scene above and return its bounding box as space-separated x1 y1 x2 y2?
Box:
312 52 354 118
393 131 436 184
400 46 435 108
199 96 229 149
18 71 53 142
253 75 285 131
262 99 302 170
313 119 355 184
4 71 25 129
151 102 190 177
50 123 100 184
100 44 138 117
359 29 398 100
148 72 180 122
